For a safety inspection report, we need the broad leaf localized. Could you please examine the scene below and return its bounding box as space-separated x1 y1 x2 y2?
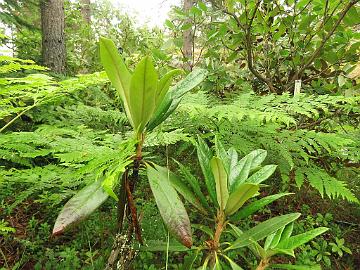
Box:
227 147 239 184
99 37 133 126
129 56 158 132
210 157 229 210
215 137 230 173
230 149 267 191
147 92 173 131
248 149 267 170
228 223 267 260
164 167 208 214
231 193 292 221
147 68 207 131
156 69 182 106
53 179 109 236
175 160 211 211
270 264 321 270
147 165 192 248
267 248 295 257
269 226 285 249
264 231 276 251
279 222 294 243
228 213 301 250
246 165 277 184
225 183 259 216
276 227 328 250
170 68 208 99
196 136 217 205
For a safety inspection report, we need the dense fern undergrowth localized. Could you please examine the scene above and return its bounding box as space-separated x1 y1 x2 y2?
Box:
1 56 359 269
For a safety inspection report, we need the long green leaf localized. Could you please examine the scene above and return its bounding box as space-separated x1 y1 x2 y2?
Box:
227 147 239 184
170 68 208 99
228 224 267 259
231 193 292 221
147 68 207 131
270 264 321 270
99 37 133 126
197 135 217 205
175 160 211 211
53 179 109 235
156 69 182 106
279 222 294 243
250 149 268 170
129 56 158 132
146 92 173 131
246 165 277 184
225 183 259 216
165 167 208 214
269 226 285 249
201 256 210 270
222 255 244 270
264 232 276 251
230 149 267 191
276 227 328 250
215 137 230 173
147 165 192 248
228 213 301 250
211 157 229 210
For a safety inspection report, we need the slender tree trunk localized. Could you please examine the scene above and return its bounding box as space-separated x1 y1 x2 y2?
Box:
40 0 66 73
80 0 91 24
183 0 195 70
79 0 91 73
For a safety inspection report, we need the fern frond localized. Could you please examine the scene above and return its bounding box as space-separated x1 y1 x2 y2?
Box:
305 167 358 203
145 129 193 147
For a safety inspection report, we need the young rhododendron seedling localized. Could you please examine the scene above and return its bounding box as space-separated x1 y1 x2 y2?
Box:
145 136 328 269
53 37 207 257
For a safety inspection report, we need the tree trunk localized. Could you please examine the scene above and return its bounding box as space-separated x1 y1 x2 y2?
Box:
79 0 91 73
40 0 66 73
183 0 195 70
80 0 91 24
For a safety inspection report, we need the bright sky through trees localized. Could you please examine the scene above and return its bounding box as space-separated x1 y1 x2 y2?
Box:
112 0 180 27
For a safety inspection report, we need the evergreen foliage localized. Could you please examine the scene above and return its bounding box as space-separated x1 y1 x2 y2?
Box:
1 0 359 264
168 91 360 203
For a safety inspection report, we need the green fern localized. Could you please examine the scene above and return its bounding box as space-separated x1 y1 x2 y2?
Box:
0 55 46 74
0 124 135 212
0 70 109 132
167 91 359 203
0 220 15 235
304 167 358 203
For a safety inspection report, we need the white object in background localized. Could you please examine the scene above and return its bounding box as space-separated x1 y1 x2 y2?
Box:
294 80 302 96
